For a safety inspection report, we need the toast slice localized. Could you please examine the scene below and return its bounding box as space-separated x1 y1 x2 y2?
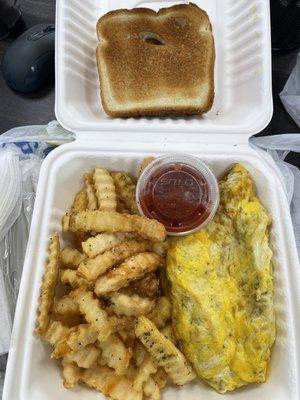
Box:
96 3 215 117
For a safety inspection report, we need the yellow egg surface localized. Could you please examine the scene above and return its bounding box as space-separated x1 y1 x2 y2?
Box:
167 164 276 393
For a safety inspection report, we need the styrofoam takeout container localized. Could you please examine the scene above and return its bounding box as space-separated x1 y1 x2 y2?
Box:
2 139 300 400
3 0 300 399
55 0 273 135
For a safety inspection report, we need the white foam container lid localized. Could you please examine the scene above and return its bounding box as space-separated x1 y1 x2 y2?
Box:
3 0 300 399
55 0 273 134
2 138 300 400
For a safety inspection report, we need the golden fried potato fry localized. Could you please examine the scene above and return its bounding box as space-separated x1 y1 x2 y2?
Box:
111 171 138 214
152 241 169 258
152 368 167 389
125 364 138 380
65 344 101 369
95 253 164 296
144 376 161 400
67 323 98 352
54 295 79 315
62 190 88 233
97 334 132 376
158 267 170 296
81 232 135 258
107 292 156 317
44 321 69 346
71 288 111 341
75 232 92 249
35 233 60 336
116 199 130 214
81 366 142 400
78 239 152 281
147 297 172 329
62 358 82 389
135 316 196 386
62 214 70 232
60 269 92 289
71 189 88 213
52 323 98 359
108 315 136 334
133 353 157 392
132 340 148 368
161 325 177 345
118 329 136 348
71 211 166 242
129 272 160 298
93 168 117 211
52 340 71 359
84 172 98 211
55 313 82 328
60 247 86 270
138 156 154 177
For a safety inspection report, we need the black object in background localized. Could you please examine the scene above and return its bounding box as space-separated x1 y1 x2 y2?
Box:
271 0 300 51
2 23 55 93
0 1 23 40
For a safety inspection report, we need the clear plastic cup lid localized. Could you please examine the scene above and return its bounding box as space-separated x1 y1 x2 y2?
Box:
136 154 219 236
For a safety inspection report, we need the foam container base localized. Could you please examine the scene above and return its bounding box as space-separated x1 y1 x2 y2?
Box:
3 141 300 400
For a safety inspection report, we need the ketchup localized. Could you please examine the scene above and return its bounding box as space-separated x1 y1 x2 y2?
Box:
138 162 213 234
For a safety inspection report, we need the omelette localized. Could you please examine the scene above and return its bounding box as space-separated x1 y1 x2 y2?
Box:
167 164 275 393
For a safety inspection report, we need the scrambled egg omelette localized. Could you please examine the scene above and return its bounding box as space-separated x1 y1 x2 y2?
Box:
167 164 275 393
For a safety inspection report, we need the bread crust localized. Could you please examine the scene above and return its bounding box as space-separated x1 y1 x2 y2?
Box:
96 3 215 117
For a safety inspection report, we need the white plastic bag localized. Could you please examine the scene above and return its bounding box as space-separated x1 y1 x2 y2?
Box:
0 122 73 396
0 121 73 349
251 134 300 252
280 52 300 127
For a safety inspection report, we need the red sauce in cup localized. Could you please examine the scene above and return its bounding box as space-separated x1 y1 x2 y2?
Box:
136 155 219 235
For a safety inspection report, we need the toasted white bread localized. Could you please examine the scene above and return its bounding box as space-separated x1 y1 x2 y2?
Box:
96 3 215 117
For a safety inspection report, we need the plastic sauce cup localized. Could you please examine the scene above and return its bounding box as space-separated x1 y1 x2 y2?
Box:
136 154 219 236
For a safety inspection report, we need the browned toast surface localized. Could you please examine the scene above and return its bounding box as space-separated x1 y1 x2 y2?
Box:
96 3 215 117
